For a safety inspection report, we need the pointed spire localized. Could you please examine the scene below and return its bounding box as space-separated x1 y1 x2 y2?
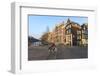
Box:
67 18 71 24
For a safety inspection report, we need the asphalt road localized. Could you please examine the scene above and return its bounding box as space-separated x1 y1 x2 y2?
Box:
28 45 88 61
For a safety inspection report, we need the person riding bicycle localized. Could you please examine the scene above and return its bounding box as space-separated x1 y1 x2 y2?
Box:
48 43 57 58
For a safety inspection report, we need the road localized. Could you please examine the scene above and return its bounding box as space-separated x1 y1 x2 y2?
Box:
28 45 88 61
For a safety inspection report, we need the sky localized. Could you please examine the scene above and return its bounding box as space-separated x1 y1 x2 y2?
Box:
28 15 88 39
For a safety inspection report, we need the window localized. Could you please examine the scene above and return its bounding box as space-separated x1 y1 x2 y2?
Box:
77 30 81 35
68 29 71 33
77 36 81 39
82 34 88 39
82 30 88 35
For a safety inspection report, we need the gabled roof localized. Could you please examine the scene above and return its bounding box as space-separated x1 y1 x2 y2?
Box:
65 18 81 29
28 36 41 42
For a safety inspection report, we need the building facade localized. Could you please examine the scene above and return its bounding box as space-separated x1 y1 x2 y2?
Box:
81 23 88 46
65 19 81 46
41 18 88 47
54 22 66 45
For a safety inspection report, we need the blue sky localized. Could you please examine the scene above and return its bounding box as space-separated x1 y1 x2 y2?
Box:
28 15 88 39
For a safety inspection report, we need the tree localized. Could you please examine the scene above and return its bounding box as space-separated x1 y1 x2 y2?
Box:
46 26 50 33
41 32 49 45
